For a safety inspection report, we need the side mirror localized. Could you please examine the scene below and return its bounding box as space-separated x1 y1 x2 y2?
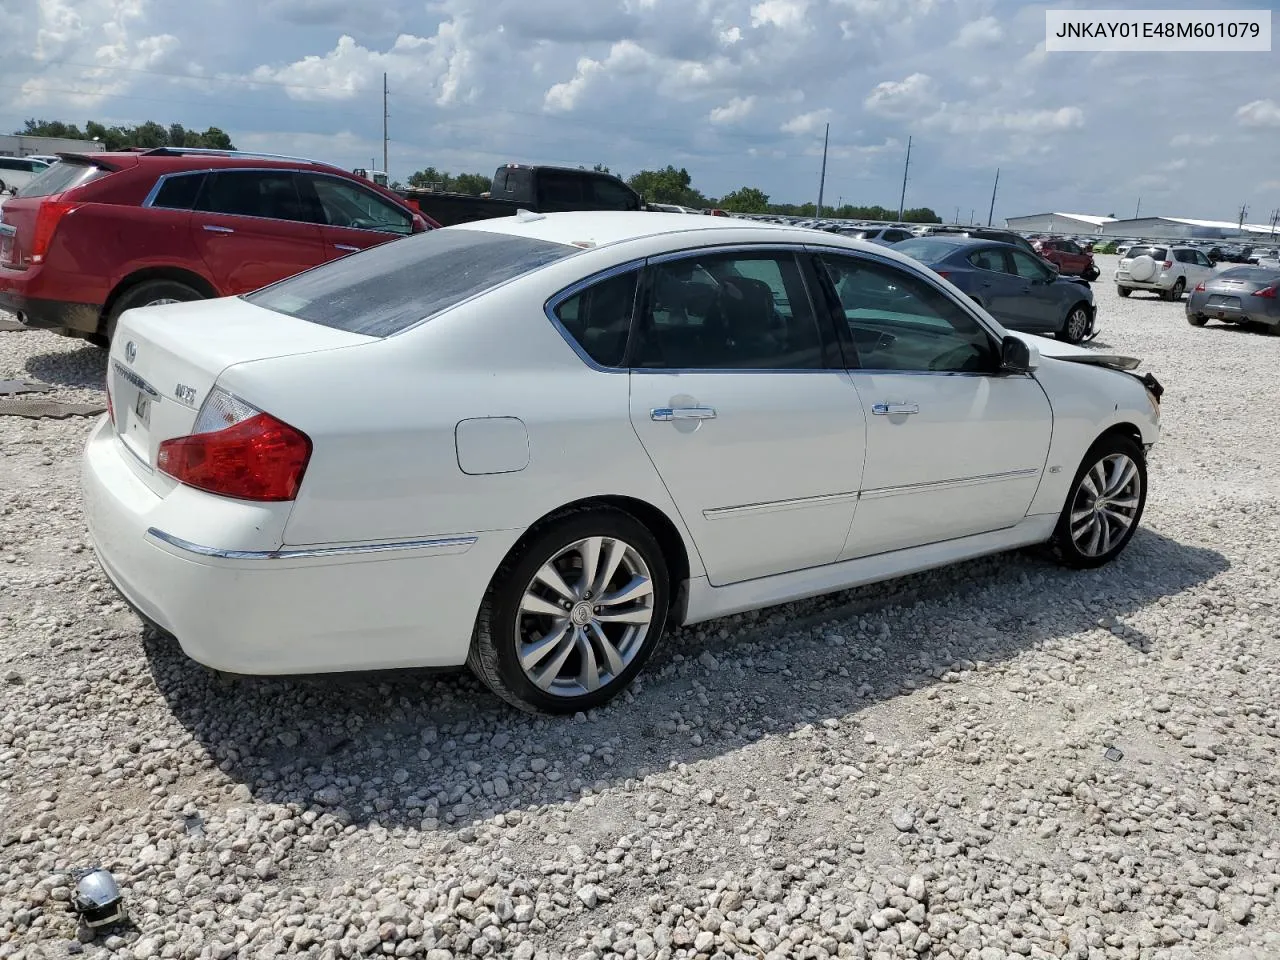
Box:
1000 335 1040 374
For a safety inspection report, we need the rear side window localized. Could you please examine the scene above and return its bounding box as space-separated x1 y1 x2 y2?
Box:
553 270 638 367
14 161 107 199
246 228 577 337
538 172 585 208
196 171 313 223
150 173 206 210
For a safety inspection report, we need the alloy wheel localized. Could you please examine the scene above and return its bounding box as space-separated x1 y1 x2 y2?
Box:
145 298 182 307
514 536 655 698
1069 453 1142 557
1067 308 1089 342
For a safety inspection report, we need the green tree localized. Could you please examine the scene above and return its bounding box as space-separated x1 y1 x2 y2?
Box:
626 166 707 208
15 118 235 150
718 186 770 214
450 172 492 196
408 167 450 189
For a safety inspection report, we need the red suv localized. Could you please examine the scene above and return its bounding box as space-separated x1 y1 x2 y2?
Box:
0 148 436 345
1032 237 1100 281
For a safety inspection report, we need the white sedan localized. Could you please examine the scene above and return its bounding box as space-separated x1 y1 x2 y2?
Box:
83 211 1163 713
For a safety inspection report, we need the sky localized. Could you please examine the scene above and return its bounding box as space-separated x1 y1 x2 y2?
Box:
1 0 1278 223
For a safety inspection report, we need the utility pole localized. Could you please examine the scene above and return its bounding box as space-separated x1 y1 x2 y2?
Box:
897 135 912 220
816 123 830 219
986 167 999 226
1134 196 1141 219
969 208 975 224
954 206 960 223
1238 203 1248 229
382 72 390 176
1269 208 1279 238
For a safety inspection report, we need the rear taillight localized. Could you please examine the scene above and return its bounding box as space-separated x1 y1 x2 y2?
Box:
157 388 311 502
1253 285 1278 299
30 200 78 264
1194 281 1206 292
1161 260 1173 270
935 270 951 280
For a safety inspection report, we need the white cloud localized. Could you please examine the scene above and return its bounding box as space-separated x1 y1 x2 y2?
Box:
864 73 937 118
926 105 1085 134
1170 132 1217 148
709 96 756 125
953 16 1002 48
1237 99 1280 128
543 39 654 112
750 0 809 31
781 108 832 134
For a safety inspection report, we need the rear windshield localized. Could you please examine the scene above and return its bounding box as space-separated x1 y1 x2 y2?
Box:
893 238 959 263
14 160 107 199
246 228 577 337
1221 266 1280 282
1126 246 1167 260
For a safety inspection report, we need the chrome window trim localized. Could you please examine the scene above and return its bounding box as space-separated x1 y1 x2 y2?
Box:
145 528 478 561
703 490 860 520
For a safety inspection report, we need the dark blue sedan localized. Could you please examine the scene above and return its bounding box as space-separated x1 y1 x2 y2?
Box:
894 236 1096 343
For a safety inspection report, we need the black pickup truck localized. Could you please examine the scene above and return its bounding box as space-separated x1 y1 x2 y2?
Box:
401 163 644 227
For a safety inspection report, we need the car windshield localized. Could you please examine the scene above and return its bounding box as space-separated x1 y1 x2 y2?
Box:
14 159 107 198
246 228 578 337
894 238 961 263
1126 246 1168 260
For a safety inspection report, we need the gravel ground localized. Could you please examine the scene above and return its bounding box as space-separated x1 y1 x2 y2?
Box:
2 259 1279 960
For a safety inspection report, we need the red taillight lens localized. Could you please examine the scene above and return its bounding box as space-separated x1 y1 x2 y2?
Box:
1253 285 1278 299
158 392 311 502
30 200 78 264
1194 281 1205 292
936 270 951 279
1161 260 1173 270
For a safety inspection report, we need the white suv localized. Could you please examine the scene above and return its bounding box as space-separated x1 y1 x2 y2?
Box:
0 156 50 195
1115 244 1215 301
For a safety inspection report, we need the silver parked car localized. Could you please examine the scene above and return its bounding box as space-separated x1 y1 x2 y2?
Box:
1185 265 1280 332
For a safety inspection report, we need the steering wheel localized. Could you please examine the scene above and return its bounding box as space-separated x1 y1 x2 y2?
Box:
928 345 978 372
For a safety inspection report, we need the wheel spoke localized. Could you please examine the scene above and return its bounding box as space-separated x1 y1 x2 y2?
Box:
575 629 601 692
530 627 578 690
1106 458 1138 498
1107 495 1140 511
520 591 566 619
1083 514 1103 555
595 606 652 625
1089 463 1108 497
1097 513 1114 553
599 575 652 607
519 620 572 670
577 537 603 594
587 621 626 677
534 562 577 602
592 538 628 596
1101 506 1134 528
1070 505 1094 524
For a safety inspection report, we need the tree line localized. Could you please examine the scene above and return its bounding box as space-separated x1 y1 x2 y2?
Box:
404 162 938 222
16 118 236 152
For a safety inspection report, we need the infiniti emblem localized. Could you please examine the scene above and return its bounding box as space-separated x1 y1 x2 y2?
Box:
124 341 137 364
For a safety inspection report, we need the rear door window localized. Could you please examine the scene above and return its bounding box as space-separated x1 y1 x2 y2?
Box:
246 228 577 336
553 270 638 367
195 170 314 223
538 172 586 209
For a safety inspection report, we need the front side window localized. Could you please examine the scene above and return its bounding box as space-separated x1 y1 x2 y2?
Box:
553 270 638 367
196 171 313 223
1009 249 1052 281
1195 251 1213 267
306 175 413 235
633 251 825 369
822 254 996 373
247 229 577 337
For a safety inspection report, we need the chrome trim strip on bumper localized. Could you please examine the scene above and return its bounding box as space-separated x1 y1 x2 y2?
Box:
145 528 478 561
703 490 860 520
860 467 1040 501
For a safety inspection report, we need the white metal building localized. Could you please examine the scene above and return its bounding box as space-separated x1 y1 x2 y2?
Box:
1004 212 1117 234
0 134 106 158
1097 216 1277 241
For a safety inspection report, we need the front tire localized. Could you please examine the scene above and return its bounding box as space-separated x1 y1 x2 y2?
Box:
468 508 670 714
104 279 204 345
1059 304 1091 344
1050 435 1147 569
1116 285 1131 298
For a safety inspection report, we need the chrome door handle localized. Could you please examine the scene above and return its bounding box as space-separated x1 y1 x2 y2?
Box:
202 224 235 234
871 402 919 416
334 243 359 253
651 406 717 422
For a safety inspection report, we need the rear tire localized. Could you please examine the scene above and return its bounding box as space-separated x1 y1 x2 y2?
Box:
1187 313 1208 327
104 279 204 345
1116 286 1131 298
1084 266 1100 282
467 508 670 714
1167 278 1185 302
1049 434 1147 569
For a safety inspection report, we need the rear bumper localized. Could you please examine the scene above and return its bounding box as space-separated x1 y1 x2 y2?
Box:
0 281 101 334
1187 293 1280 325
1113 273 1176 291
81 416 513 675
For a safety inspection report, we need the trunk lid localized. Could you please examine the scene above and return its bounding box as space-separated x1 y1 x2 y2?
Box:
109 296 375 494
